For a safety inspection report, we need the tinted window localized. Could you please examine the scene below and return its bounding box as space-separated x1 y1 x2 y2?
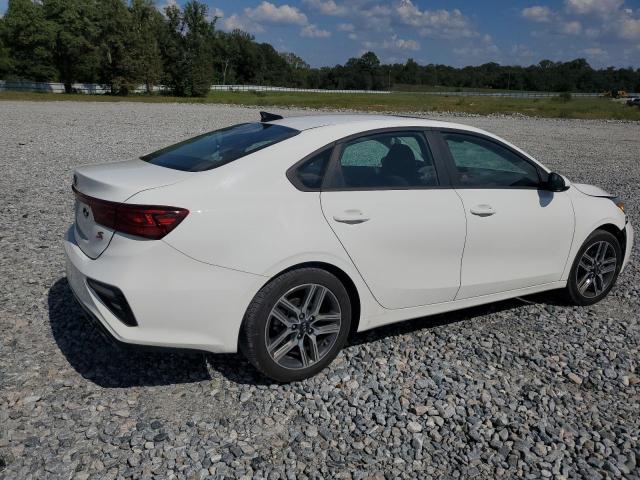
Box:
333 132 438 189
142 123 298 172
444 133 539 188
295 148 332 189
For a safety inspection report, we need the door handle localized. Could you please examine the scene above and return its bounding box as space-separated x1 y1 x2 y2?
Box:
333 210 370 224
470 204 496 217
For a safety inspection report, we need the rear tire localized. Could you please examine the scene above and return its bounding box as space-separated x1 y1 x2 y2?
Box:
562 229 622 306
240 268 351 382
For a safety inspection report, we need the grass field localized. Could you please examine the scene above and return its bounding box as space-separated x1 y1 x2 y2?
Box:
2 90 639 120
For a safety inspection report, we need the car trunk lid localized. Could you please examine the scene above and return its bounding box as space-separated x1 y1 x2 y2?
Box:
73 160 192 259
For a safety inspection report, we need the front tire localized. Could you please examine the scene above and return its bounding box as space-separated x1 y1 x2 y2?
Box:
563 229 622 306
240 268 351 382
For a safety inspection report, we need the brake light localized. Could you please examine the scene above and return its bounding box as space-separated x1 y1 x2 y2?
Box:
73 186 189 240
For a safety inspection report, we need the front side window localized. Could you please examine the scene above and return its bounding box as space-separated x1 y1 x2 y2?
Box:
444 133 540 188
332 132 438 189
142 123 299 172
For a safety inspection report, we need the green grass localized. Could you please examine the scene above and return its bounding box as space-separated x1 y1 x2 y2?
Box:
2 90 639 120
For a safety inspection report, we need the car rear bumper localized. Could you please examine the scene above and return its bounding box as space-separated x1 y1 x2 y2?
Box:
64 227 266 353
622 220 634 272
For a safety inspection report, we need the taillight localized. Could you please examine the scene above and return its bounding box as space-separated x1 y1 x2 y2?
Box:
73 187 189 240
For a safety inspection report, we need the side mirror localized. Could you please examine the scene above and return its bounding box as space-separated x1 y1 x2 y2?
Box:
546 172 568 192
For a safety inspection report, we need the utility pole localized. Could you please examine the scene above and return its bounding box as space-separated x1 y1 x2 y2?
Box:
222 59 229 85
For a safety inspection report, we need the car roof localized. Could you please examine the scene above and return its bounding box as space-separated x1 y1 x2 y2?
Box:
267 113 482 134
265 113 548 172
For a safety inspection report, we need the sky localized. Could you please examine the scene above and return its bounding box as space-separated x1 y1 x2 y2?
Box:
2 0 639 68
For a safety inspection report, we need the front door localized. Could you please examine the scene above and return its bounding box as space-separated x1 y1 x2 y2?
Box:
439 131 575 299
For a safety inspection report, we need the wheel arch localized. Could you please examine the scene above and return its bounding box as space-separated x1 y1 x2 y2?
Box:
239 261 363 351
595 222 627 255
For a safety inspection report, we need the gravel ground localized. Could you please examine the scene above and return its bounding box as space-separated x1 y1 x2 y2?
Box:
1 101 639 480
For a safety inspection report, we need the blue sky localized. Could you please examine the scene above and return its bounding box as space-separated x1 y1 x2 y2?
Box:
2 0 640 67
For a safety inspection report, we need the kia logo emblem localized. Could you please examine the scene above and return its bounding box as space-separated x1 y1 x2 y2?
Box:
82 207 89 218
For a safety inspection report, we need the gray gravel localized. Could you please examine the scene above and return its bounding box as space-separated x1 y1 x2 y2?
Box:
1 101 639 479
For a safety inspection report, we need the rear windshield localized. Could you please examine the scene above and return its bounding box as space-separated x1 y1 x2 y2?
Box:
141 122 299 172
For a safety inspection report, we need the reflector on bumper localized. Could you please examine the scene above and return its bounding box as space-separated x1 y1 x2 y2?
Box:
86 278 138 327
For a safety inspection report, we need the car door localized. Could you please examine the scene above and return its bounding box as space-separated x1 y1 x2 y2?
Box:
437 130 575 299
320 130 466 310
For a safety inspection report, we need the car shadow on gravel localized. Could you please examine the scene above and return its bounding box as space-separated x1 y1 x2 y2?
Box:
48 278 214 388
48 277 538 388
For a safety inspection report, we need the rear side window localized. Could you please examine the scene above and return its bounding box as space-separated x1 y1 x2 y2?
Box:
293 148 332 190
142 123 299 172
331 132 438 189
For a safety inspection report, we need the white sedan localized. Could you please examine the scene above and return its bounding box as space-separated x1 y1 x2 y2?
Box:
65 113 633 382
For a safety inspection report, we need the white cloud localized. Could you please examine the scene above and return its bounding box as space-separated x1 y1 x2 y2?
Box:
302 0 347 16
223 14 265 33
337 22 355 32
157 0 177 16
222 1 309 34
300 24 332 38
363 35 421 53
245 1 308 26
620 16 640 39
521 6 554 23
584 27 600 37
561 20 582 34
581 47 606 56
565 0 624 16
511 43 536 59
395 1 475 39
383 36 420 51
357 5 393 32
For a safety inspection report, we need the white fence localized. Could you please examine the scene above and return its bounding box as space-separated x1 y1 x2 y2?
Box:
0 80 165 94
0 81 389 95
211 84 391 94
413 90 605 98
1 80 636 98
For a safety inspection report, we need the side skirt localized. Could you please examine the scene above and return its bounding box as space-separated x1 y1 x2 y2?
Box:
358 281 566 332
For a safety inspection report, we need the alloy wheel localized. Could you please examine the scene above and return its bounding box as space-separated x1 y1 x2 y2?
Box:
265 284 342 370
576 240 617 298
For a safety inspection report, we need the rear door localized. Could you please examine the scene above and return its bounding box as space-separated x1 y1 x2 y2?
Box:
320 130 467 310
436 130 574 299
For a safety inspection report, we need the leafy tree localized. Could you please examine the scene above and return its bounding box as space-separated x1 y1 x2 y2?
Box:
182 1 216 96
224 30 260 85
43 0 100 92
157 4 184 94
1 0 639 96
281 52 310 87
0 18 14 78
159 1 215 96
281 52 309 70
97 0 136 94
2 0 56 81
129 0 163 92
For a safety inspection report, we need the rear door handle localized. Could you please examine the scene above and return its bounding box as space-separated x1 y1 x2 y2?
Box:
470 204 496 217
333 210 370 224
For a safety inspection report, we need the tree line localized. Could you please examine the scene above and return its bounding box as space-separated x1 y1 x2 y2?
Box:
1 0 639 96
